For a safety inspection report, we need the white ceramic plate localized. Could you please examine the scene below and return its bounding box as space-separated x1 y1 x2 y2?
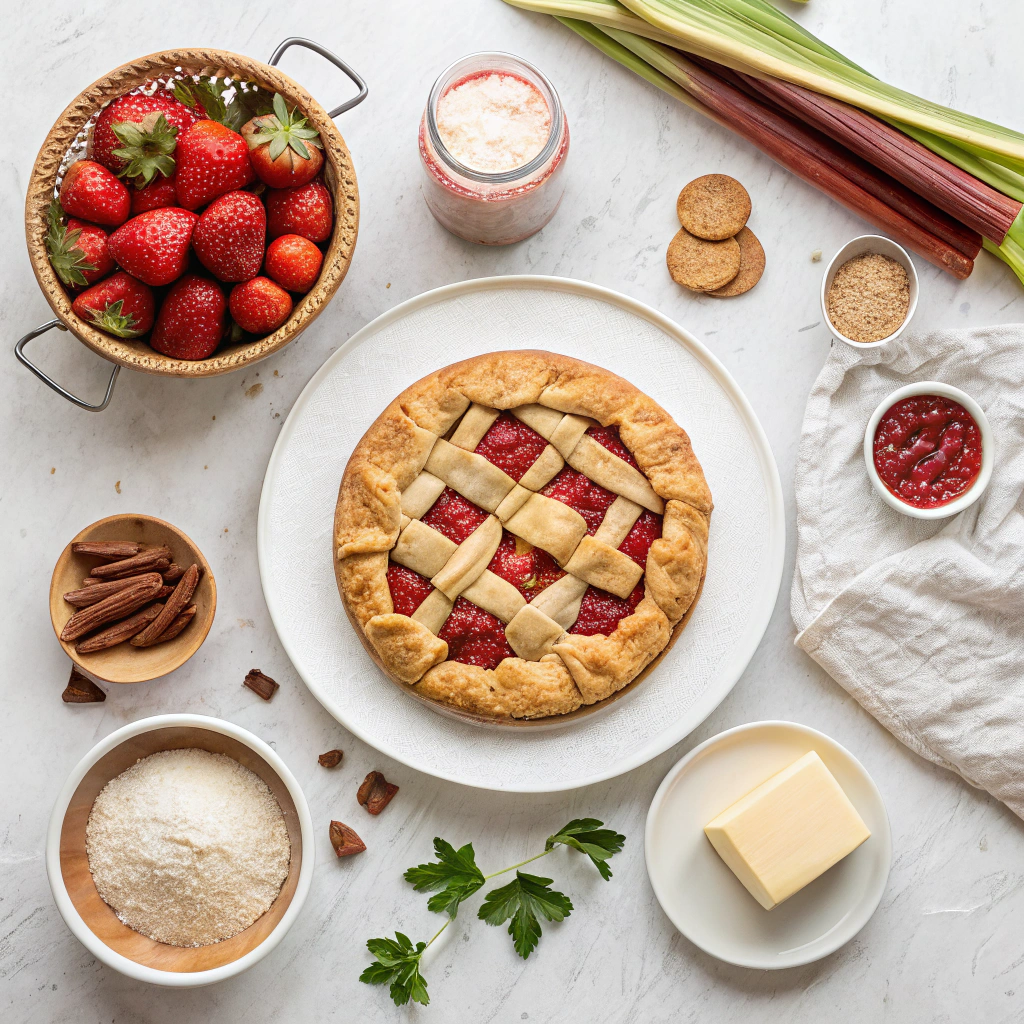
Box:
257 276 784 792
646 721 891 969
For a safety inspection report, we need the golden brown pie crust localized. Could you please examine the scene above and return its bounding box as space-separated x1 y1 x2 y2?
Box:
334 351 712 721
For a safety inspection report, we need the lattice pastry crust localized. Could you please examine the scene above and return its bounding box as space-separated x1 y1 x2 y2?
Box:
334 351 712 721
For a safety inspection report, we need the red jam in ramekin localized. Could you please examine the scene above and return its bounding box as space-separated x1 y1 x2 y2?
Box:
872 394 982 508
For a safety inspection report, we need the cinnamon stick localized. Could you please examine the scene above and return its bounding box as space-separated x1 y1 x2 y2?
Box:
76 604 163 653
71 541 140 560
64 572 163 607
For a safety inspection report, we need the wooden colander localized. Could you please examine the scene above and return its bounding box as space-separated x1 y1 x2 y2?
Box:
19 38 365 410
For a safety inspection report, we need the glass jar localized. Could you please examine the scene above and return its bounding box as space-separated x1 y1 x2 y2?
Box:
418 52 570 246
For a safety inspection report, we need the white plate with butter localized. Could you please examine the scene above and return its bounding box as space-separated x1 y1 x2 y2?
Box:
645 721 891 969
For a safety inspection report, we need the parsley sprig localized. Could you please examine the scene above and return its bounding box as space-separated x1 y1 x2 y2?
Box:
360 818 625 1006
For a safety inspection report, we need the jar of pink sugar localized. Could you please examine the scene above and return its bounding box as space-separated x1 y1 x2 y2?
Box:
419 52 570 245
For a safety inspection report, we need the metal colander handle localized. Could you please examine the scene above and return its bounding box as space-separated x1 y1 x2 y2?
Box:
268 37 368 117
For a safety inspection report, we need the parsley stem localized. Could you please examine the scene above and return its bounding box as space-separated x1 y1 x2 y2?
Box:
424 919 450 949
483 849 552 880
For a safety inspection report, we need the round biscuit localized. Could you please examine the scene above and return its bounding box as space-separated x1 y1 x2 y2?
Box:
708 227 765 297
677 174 751 240
666 228 741 292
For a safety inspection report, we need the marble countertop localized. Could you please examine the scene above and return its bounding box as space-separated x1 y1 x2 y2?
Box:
3 1 1023 1021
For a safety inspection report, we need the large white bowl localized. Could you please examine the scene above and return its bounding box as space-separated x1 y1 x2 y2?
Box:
863 380 994 520
45 714 314 988
645 721 891 969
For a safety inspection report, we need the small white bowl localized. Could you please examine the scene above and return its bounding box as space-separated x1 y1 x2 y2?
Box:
46 714 314 988
645 721 891 970
864 381 993 520
821 235 919 348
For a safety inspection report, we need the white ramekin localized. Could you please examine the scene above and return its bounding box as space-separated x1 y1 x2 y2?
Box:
821 235 919 349
863 381 994 519
45 714 314 988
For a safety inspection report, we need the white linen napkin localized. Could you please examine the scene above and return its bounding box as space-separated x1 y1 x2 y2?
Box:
791 324 1024 818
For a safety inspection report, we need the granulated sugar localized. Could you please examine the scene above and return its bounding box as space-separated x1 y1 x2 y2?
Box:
436 72 551 174
85 748 290 947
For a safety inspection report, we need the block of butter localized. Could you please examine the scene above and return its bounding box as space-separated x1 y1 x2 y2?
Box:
704 750 870 910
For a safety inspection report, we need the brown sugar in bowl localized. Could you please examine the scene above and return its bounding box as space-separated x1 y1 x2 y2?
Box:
46 714 314 986
24 46 359 382
49 513 216 683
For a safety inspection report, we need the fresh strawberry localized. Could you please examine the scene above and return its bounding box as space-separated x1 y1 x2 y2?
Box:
72 271 155 337
93 93 199 176
174 120 254 210
65 219 115 284
229 276 293 334
192 191 266 282
58 160 130 227
130 174 177 215
264 234 323 293
241 93 323 188
150 274 226 359
266 181 333 243
108 207 197 286
45 202 113 288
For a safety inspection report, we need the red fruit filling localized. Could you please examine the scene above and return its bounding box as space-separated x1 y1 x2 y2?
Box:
618 510 661 567
421 487 489 543
473 412 550 481
542 466 616 534
386 564 434 617
586 423 638 467
438 597 515 669
487 531 565 600
570 583 644 637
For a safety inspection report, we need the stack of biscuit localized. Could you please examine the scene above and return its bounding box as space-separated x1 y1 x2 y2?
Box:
666 174 765 297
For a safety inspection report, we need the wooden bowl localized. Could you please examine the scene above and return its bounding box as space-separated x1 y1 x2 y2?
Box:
24 47 359 377
49 513 216 683
46 715 314 987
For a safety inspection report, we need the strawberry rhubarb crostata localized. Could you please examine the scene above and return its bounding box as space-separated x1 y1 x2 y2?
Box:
334 351 711 721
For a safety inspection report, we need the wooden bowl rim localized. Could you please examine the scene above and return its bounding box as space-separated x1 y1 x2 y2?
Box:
24 46 359 378
45 713 315 986
49 512 217 682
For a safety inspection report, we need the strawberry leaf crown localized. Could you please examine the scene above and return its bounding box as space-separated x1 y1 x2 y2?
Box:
45 200 96 287
111 114 179 186
80 298 145 339
252 92 323 162
173 76 274 134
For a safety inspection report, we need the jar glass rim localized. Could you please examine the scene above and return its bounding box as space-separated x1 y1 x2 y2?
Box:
425 51 563 185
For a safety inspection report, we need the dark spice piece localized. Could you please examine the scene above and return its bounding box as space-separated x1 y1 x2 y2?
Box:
76 603 163 653
89 546 173 580
71 540 140 560
131 605 197 647
319 749 344 768
62 667 106 703
163 563 185 582
330 820 366 857
64 572 163 607
244 668 279 701
357 771 399 815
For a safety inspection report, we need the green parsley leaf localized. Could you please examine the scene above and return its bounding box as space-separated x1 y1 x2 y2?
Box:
404 838 485 918
545 818 625 880
360 932 430 1006
478 871 573 959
